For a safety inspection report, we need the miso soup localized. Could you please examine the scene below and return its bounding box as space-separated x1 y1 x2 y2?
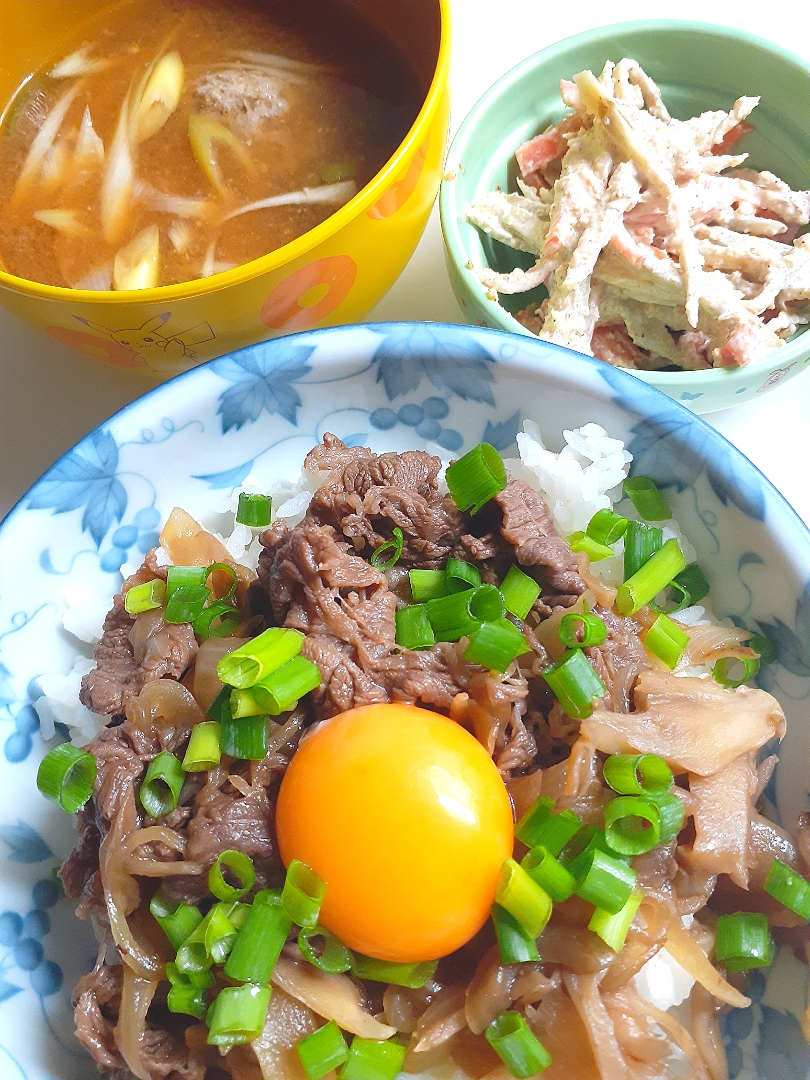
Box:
0 0 421 289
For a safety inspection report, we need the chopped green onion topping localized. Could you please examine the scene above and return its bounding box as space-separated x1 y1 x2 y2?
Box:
589 888 644 952
166 961 215 990
351 953 437 988
176 901 240 972
648 791 685 844
623 476 671 520
521 846 576 903
139 751 183 817
616 538 686 616
167 983 209 1018
445 443 507 515
573 849 637 914
298 926 353 974
426 584 502 642
560 824 623 868
445 557 482 592
371 527 404 571
228 688 265 719
540 648 606 720
181 721 221 772
491 903 540 964
204 901 243 964
409 568 448 601
566 531 615 562
217 626 305 688
485 1012 552 1077
339 1037 407 1080
603 754 673 797
37 743 96 813
499 564 541 621
750 633 776 665
644 613 689 669
193 600 240 640
586 508 628 547
495 858 552 939
166 565 207 598
206 684 232 721
209 850 255 902
715 912 773 973
205 562 238 603
124 578 166 614
236 492 271 528
764 859 810 919
394 604 435 650
249 655 323 715
282 860 326 929
206 983 271 1046
515 797 581 856
224 889 292 983
623 520 663 580
150 890 203 949
603 796 662 856
221 712 268 760
463 618 530 672
713 655 760 689
558 612 607 649
297 1020 349 1080
650 562 710 614
164 583 211 624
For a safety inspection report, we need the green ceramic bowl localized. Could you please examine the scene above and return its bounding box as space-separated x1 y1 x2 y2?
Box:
440 21 810 414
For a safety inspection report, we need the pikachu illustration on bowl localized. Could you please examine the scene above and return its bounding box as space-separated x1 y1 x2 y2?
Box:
72 313 216 375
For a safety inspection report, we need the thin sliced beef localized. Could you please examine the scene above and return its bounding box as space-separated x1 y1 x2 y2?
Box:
74 959 203 1079
494 478 586 599
166 780 284 903
303 433 464 566
258 515 529 723
80 560 198 716
73 961 125 1073
585 607 649 713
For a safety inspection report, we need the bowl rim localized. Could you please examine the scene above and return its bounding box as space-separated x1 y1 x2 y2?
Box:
439 18 810 387
0 0 451 305
3 319 808 550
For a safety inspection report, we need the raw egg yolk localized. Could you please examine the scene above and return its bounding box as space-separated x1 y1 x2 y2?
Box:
275 702 513 963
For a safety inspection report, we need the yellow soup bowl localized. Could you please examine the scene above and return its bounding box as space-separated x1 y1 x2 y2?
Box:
0 0 450 376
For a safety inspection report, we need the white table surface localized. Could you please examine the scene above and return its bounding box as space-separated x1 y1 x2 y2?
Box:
1 0 808 523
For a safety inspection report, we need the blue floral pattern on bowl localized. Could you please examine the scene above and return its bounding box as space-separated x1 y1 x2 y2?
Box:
1 323 809 1079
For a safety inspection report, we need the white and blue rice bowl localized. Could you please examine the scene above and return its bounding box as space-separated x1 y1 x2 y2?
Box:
0 322 808 1080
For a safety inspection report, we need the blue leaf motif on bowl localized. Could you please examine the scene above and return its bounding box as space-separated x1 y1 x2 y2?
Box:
755 1006 810 1079
483 409 521 451
212 342 316 432
26 430 126 547
0 823 53 865
757 582 810 678
372 324 496 404
626 417 766 521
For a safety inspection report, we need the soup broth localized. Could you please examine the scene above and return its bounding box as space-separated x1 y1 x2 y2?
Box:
0 0 420 289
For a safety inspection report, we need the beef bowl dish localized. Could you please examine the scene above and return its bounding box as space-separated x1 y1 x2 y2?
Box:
1 322 810 1080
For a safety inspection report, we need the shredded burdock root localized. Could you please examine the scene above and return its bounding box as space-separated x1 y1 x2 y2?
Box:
466 58 810 370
